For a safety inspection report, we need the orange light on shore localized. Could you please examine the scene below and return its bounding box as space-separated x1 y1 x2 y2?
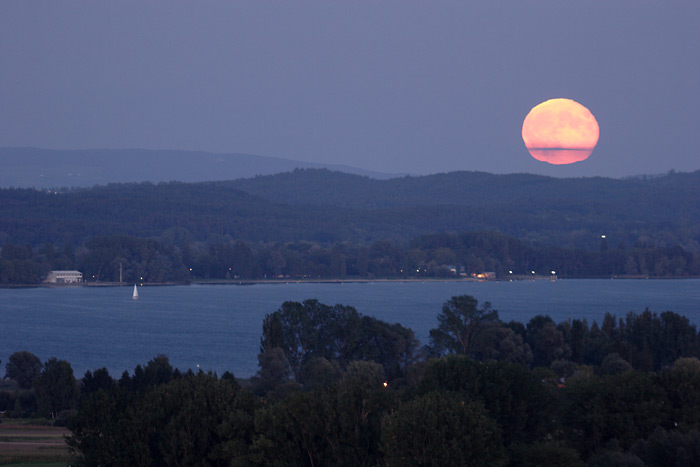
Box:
522 98 599 165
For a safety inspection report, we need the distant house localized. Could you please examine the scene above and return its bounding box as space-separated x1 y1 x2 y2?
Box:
45 270 83 284
471 271 496 280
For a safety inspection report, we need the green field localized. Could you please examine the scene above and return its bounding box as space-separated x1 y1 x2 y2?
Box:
0 419 72 466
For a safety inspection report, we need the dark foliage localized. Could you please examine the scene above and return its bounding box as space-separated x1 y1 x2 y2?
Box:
382 391 506 466
68 371 257 466
5 350 42 389
5 296 699 465
419 355 556 445
34 357 80 419
2 168 700 254
258 299 418 383
4 227 700 285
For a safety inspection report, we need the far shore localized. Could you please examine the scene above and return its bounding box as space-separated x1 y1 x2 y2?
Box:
3 274 699 289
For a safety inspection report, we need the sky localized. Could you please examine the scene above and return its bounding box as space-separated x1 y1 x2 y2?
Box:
1 1 698 178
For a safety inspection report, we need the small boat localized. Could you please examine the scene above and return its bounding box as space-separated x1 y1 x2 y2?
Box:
132 284 139 300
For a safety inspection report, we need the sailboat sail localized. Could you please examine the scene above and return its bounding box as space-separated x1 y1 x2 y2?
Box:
133 284 139 300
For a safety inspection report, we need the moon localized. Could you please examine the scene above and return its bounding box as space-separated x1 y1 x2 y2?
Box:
522 98 600 165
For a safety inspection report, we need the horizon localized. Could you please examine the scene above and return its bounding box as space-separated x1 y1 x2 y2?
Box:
1 145 692 190
1 1 698 179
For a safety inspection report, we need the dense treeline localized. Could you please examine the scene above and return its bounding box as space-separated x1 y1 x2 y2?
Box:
2 169 700 250
2 230 700 284
3 169 700 284
3 296 700 465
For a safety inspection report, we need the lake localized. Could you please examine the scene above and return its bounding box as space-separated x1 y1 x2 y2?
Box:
1 279 699 378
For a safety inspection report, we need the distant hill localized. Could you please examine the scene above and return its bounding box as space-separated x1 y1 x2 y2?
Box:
225 169 700 228
0 147 400 188
225 169 670 208
1 169 699 251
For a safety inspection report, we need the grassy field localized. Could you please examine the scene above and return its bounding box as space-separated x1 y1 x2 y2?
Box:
0 418 72 466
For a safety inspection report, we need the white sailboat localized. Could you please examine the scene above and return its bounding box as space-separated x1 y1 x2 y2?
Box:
132 284 139 300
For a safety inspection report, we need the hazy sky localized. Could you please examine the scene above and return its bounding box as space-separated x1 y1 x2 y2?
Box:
1 1 698 178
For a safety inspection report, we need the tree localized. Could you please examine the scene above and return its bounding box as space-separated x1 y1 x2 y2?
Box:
252 388 342 466
471 324 533 365
259 299 417 381
428 295 499 357
298 357 342 389
5 351 42 389
526 316 570 367
420 356 555 445
630 427 700 467
252 361 391 467
142 373 257 466
568 319 588 363
255 347 295 397
509 441 585 467
34 357 79 419
143 354 173 387
599 353 633 375
68 372 257 466
562 371 670 457
658 357 700 431
80 368 115 397
382 391 505 466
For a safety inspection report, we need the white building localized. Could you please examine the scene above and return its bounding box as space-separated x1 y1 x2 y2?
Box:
45 270 83 284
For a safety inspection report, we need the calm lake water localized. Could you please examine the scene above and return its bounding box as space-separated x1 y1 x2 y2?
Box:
1 279 699 378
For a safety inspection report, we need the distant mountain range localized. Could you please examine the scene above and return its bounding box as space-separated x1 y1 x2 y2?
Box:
0 147 400 188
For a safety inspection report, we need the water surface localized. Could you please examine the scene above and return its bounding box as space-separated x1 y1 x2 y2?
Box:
1 279 698 378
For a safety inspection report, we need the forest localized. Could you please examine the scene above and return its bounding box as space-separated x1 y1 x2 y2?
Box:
2 296 699 466
1 230 699 285
1 169 699 250
2 169 699 284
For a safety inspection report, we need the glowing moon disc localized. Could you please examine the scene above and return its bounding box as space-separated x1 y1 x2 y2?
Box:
522 98 599 165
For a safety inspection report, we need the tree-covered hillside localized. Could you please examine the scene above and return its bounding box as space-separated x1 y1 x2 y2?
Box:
228 168 699 212
1 169 699 250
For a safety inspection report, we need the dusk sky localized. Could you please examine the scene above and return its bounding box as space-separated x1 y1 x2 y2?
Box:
1 1 698 178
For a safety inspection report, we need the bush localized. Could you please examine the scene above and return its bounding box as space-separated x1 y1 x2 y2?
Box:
54 409 78 427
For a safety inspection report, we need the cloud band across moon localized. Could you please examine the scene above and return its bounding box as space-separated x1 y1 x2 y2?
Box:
522 98 600 165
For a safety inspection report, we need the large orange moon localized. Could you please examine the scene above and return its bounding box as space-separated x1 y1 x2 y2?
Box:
522 98 599 165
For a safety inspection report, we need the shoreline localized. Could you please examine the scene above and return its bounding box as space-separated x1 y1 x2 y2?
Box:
3 274 699 289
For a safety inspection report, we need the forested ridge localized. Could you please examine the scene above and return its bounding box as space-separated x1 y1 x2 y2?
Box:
2 169 700 284
3 296 700 465
228 168 697 211
2 168 700 248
